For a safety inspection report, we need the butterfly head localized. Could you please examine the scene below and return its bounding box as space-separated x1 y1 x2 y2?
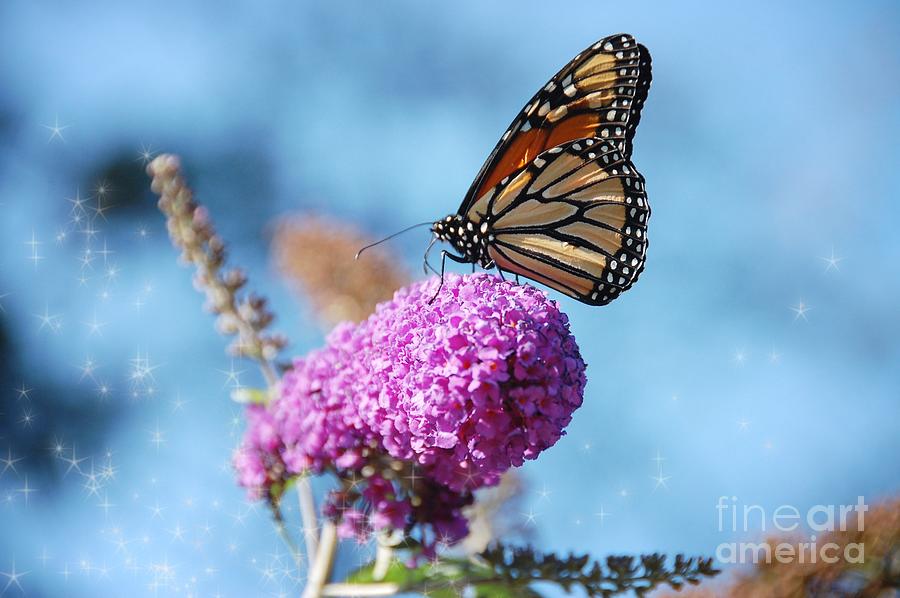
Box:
430 215 455 241
432 214 491 266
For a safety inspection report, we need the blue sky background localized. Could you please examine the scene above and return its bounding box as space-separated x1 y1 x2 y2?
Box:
1 1 898 596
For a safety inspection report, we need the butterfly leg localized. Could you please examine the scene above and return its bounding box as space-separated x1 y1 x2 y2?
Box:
429 250 469 304
422 237 438 275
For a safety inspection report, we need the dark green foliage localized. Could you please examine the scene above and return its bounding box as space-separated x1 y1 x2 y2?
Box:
478 544 719 597
345 543 719 597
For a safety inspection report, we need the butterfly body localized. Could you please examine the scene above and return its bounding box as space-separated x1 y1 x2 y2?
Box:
429 33 652 306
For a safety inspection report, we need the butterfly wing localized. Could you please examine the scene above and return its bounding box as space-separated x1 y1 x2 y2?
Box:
459 33 651 218
474 138 649 306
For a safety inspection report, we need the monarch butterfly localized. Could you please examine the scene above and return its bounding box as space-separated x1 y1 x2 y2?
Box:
359 33 652 306
432 32 653 306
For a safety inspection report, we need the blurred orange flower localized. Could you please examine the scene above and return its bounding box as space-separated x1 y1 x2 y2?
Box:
272 213 410 328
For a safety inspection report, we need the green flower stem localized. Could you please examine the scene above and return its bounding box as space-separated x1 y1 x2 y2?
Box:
146 154 322 588
298 476 319 568
302 521 339 598
321 582 401 596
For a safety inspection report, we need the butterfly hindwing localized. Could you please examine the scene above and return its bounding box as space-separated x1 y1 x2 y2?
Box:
459 33 652 217
479 138 649 306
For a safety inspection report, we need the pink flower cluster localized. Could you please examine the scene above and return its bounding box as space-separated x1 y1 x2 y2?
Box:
323 475 472 549
234 273 586 544
353 273 586 490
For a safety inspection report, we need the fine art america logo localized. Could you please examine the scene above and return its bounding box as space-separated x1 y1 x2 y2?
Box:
716 496 868 564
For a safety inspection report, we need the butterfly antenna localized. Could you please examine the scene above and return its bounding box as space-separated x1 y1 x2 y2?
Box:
355 221 432 260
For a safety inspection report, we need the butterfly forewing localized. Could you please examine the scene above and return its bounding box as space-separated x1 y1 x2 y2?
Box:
459 33 652 217
481 138 649 306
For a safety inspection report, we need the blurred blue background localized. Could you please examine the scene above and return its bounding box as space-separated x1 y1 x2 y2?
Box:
1 1 899 596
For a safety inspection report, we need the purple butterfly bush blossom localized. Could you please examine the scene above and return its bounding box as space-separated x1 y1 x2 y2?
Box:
234 273 587 547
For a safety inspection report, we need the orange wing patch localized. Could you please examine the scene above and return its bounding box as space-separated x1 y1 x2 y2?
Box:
476 127 548 196
544 113 601 149
459 33 651 218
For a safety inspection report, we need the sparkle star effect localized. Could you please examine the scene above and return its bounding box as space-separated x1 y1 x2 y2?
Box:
92 190 113 222
14 384 32 401
18 407 36 428
521 507 539 526
137 143 156 165
62 445 87 476
48 436 67 457
170 393 189 413
1 447 24 478
167 523 187 543
651 470 672 491
595 505 612 526
17 476 37 504
106 264 121 283
79 222 100 242
81 462 103 498
536 484 552 502
98 493 116 517
84 313 108 337
820 247 844 272
37 547 50 568
149 500 166 520
219 360 246 390
95 380 112 400
25 230 44 266
0 560 29 593
66 189 88 212
77 247 95 271
78 357 99 382
129 350 160 398
650 451 672 492
790 299 812 321
34 304 63 333
96 239 115 264
66 189 92 234
149 422 166 451
42 115 71 142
